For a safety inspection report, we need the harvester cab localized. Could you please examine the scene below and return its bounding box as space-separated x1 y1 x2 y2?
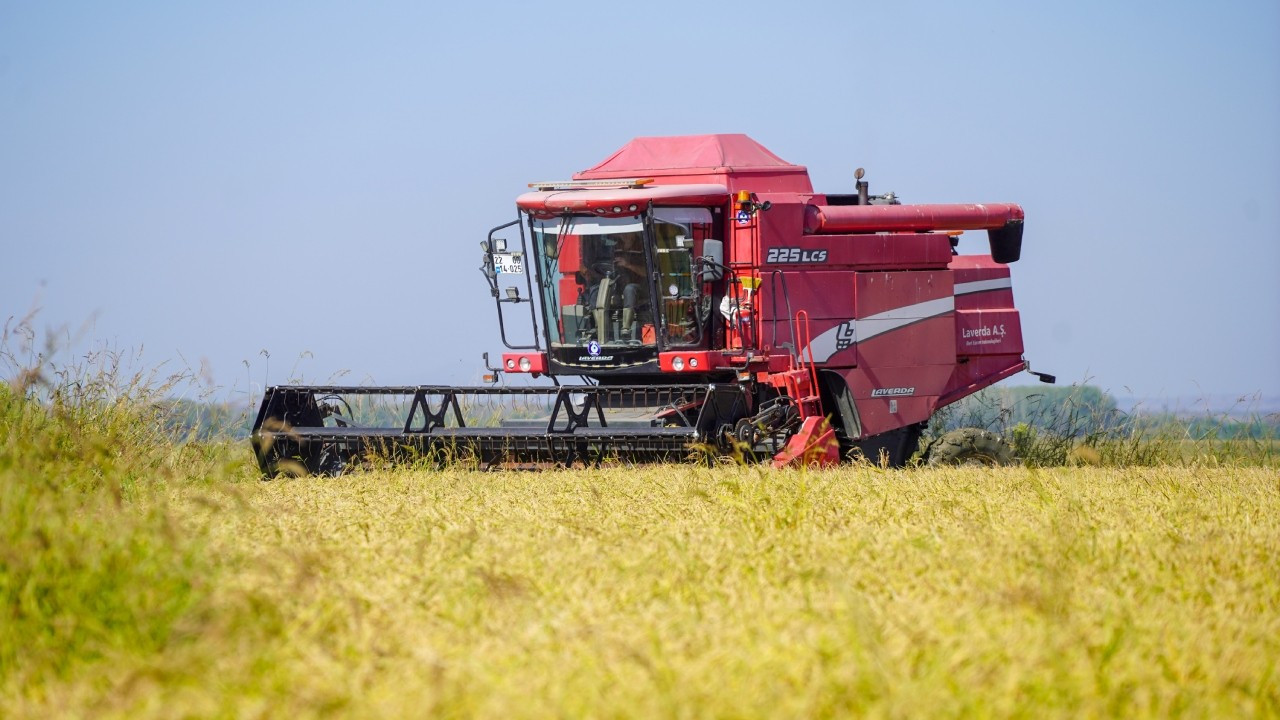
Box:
484 191 726 378
252 134 1052 475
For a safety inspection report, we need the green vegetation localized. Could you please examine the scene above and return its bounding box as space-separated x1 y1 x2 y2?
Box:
158 397 253 441
2 325 1277 716
931 384 1278 467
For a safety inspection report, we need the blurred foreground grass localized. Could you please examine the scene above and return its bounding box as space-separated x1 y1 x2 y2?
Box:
2 317 1277 718
3 374 1277 717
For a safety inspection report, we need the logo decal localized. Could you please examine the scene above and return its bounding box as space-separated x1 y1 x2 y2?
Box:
766 247 828 264
587 340 601 356
871 387 915 398
961 324 1007 339
835 321 856 352
735 210 752 225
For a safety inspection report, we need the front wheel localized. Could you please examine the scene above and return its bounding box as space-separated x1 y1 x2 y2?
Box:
926 428 1015 466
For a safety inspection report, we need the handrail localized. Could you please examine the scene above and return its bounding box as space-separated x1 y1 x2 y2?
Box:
766 269 797 365
794 310 820 410
485 217 542 351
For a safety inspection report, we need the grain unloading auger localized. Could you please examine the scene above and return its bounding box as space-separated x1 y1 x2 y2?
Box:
251 134 1053 475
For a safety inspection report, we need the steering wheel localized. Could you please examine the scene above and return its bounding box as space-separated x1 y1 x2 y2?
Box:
590 261 615 278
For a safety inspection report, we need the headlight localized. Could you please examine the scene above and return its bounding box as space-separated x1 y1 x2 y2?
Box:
688 357 699 369
671 356 685 372
518 357 532 372
505 358 516 370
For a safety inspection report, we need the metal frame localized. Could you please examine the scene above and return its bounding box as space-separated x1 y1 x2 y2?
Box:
484 218 543 350
250 383 750 475
648 203 724 351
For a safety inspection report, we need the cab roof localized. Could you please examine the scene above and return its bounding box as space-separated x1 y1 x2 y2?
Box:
572 134 813 194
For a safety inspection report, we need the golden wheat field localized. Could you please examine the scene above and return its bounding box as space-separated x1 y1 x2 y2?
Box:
5 433 1279 718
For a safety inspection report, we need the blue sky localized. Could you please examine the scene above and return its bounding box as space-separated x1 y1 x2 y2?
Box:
2 1 1277 405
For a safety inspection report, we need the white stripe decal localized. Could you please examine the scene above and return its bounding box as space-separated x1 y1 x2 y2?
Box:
803 296 955 363
955 277 1012 295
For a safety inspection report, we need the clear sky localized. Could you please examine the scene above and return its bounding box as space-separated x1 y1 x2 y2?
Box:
2 1 1277 405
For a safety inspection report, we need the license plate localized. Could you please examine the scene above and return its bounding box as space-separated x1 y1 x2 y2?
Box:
494 253 523 274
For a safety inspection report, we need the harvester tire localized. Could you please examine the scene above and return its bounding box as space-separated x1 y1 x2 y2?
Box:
926 428 1015 466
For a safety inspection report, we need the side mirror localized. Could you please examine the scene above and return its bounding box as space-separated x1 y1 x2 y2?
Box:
700 239 724 281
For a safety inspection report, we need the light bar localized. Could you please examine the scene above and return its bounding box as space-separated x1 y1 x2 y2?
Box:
527 177 654 191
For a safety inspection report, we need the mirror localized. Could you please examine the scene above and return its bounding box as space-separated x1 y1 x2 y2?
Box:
700 239 724 281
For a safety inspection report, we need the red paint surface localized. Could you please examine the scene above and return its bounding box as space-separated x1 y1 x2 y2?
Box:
501 352 547 374
509 135 1038 444
805 202 1024 234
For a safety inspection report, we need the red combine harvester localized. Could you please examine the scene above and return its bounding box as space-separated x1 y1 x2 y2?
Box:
251 134 1053 474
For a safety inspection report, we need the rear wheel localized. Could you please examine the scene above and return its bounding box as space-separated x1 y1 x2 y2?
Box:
926 428 1015 466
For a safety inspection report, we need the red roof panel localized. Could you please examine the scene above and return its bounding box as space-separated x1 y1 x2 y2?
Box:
573 134 813 194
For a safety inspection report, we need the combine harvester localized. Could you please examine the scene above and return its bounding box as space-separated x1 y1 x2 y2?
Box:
251 134 1053 475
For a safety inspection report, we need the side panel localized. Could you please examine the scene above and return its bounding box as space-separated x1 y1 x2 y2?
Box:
758 270 856 357
952 258 1022 356
952 256 1015 311
796 271 955 439
942 255 1027 405
956 308 1024 355
796 270 954 369
845 271 955 436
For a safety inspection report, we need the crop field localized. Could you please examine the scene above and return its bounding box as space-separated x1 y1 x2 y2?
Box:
3 373 1278 719
2 339 1278 719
